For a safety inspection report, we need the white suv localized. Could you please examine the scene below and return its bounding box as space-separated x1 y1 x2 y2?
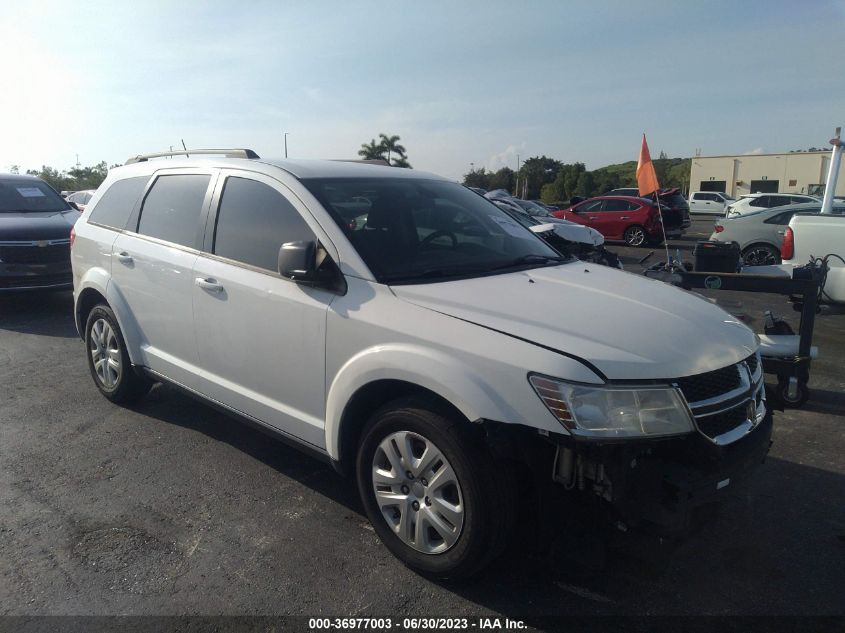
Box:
71 149 772 577
725 193 820 218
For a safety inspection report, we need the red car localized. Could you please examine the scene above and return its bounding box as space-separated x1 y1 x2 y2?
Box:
552 195 683 246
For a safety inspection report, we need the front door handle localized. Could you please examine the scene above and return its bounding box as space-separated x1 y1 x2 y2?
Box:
116 251 133 264
195 277 224 293
620 216 629 220
777 230 785 235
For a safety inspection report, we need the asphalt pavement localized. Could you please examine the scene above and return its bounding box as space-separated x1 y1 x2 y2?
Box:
1 216 843 621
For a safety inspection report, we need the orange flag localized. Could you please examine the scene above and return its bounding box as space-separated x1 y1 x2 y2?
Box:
636 134 660 197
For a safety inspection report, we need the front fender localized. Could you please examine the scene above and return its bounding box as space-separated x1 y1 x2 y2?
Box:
325 343 529 461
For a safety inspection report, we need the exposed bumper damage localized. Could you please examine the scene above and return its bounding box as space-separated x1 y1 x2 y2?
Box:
483 410 773 533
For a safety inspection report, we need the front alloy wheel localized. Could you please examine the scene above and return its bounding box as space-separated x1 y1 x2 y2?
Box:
356 398 517 578
371 431 464 554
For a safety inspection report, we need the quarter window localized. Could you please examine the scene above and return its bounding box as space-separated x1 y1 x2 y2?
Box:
603 199 635 211
88 176 149 230
137 175 210 248
213 177 315 272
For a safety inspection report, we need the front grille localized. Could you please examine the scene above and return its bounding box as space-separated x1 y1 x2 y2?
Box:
0 242 70 264
676 364 741 404
697 403 750 440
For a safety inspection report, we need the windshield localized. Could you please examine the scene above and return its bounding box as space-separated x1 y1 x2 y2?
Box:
515 199 549 215
303 178 563 283
0 179 71 213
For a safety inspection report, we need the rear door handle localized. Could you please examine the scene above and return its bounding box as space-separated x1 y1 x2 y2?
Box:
116 251 133 264
195 277 224 293
777 230 785 235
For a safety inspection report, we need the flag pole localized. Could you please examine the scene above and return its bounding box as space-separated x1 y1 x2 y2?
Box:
653 191 671 270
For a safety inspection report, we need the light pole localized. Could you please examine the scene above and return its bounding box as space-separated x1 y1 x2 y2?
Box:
822 127 842 214
284 132 289 158
469 162 474 172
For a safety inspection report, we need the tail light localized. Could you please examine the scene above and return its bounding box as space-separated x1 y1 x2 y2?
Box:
781 227 794 260
714 224 724 233
70 226 76 248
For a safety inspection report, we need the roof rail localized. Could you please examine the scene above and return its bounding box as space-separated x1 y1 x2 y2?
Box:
125 148 260 165
331 159 390 166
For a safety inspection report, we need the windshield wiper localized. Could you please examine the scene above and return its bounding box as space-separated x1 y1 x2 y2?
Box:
488 254 568 271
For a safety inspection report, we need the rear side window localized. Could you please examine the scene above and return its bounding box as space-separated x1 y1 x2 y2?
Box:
88 177 149 229
749 196 769 208
137 175 210 248
603 199 636 211
213 177 315 272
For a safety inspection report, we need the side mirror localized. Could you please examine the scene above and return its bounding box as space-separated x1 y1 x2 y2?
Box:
278 240 317 282
278 241 343 292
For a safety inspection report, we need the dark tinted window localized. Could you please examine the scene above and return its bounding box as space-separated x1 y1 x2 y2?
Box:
213 177 315 271
604 199 636 211
137 175 210 247
88 176 149 229
749 196 769 208
0 178 69 213
791 196 811 204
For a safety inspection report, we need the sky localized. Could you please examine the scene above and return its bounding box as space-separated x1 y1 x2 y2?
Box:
2 0 845 181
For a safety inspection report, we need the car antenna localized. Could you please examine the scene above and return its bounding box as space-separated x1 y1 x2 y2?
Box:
181 139 189 158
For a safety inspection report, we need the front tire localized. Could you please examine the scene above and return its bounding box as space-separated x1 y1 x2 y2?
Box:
742 243 781 267
356 398 516 578
85 304 152 403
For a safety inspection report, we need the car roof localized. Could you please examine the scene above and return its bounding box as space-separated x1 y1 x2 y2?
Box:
110 157 446 182
0 173 42 182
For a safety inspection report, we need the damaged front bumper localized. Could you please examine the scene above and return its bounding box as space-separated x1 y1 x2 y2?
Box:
484 410 773 533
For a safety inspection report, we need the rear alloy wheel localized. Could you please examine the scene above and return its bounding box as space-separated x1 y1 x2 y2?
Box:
356 398 516 578
742 244 781 267
624 225 647 247
85 304 153 403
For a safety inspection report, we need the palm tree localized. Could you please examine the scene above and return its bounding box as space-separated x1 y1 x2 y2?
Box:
392 156 412 169
378 134 406 165
358 139 386 161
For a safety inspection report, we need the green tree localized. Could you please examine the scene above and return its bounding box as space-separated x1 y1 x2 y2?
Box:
9 165 19 174
487 167 515 192
518 155 562 199
463 168 489 189
392 156 412 168
378 133 407 165
358 139 386 161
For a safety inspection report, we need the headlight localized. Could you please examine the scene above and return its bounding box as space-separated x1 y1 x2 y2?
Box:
529 375 694 438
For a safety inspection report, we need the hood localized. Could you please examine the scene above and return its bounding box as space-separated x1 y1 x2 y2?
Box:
532 221 604 246
392 264 757 380
0 210 80 242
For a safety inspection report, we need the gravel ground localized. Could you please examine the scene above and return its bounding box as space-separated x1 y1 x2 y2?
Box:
1 217 843 621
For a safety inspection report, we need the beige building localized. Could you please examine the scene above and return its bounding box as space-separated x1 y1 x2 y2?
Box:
689 151 845 198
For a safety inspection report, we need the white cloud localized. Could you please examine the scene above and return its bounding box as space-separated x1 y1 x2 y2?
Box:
744 147 766 155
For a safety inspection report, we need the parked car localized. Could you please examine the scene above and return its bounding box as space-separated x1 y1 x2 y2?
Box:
724 193 820 218
688 191 734 215
488 198 621 269
72 149 771 577
710 202 845 266
66 189 97 212
0 174 81 291
607 187 691 231
552 195 683 246
529 199 559 212
782 209 845 305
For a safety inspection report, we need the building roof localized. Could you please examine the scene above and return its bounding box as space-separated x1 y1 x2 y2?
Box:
694 151 829 160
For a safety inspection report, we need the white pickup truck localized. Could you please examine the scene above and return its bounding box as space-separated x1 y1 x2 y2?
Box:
782 213 845 304
688 191 734 215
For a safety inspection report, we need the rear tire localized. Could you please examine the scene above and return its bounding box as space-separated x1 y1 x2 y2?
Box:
85 304 153 404
624 225 647 247
356 397 517 578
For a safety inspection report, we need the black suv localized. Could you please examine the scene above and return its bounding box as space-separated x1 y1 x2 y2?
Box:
0 174 81 291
